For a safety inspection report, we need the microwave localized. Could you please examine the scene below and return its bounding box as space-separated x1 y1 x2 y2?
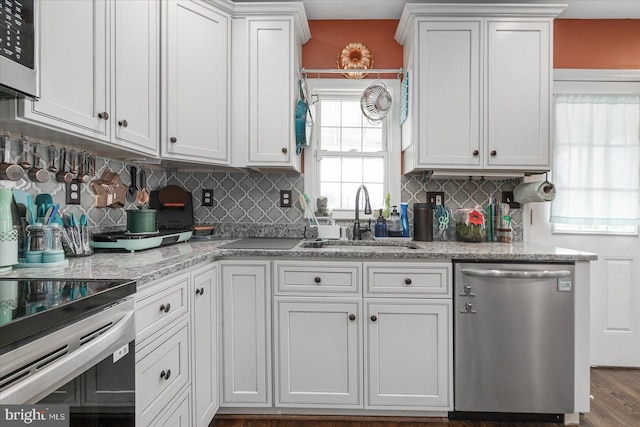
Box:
0 0 38 99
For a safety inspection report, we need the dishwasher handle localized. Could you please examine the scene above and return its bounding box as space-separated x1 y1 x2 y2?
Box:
460 268 572 279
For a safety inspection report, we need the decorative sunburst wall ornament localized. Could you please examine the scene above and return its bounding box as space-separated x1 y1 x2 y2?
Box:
337 42 373 79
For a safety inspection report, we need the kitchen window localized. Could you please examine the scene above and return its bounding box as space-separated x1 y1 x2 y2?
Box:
304 79 401 219
551 88 640 235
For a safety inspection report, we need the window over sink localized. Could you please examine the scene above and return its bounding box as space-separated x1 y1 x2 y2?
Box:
304 79 401 219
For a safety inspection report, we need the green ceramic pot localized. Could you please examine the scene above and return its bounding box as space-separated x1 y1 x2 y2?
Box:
127 209 157 234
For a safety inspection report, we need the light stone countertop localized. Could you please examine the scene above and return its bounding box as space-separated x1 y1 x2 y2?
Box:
0 239 597 289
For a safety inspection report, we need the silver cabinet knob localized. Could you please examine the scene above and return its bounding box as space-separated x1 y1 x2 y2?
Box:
118 119 128 128
281 147 288 154
170 137 177 143
98 112 109 120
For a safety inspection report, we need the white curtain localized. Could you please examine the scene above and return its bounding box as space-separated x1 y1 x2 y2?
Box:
551 94 640 225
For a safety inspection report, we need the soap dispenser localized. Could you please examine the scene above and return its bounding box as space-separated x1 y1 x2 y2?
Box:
387 205 402 237
374 209 388 238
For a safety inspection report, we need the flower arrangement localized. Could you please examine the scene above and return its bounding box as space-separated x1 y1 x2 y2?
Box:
454 208 486 243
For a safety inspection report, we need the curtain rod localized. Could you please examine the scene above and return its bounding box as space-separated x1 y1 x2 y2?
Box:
301 68 404 77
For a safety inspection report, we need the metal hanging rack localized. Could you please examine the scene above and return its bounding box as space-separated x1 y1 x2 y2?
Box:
300 68 405 79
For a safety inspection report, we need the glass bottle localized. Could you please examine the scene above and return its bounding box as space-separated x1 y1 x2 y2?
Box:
43 223 65 263
374 209 388 238
400 203 409 238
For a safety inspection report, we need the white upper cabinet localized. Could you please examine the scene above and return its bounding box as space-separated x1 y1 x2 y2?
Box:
111 0 159 154
0 0 159 157
161 0 230 165
395 4 565 174
231 5 311 170
485 20 551 169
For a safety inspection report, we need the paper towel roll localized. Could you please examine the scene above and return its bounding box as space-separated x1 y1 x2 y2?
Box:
513 181 556 203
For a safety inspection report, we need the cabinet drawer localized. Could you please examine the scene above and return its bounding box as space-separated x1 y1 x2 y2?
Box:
136 273 189 341
364 262 451 297
274 261 361 295
137 322 190 427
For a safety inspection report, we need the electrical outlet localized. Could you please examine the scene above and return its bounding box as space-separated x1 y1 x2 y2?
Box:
502 191 521 209
426 191 445 209
66 180 81 205
280 190 292 208
202 189 214 207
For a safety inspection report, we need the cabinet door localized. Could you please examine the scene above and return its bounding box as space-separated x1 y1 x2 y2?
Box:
220 261 271 406
163 0 229 164
112 0 158 155
365 300 452 409
191 263 218 427
275 298 362 407
153 389 190 427
27 0 108 138
485 20 551 169
416 20 481 168
247 18 295 166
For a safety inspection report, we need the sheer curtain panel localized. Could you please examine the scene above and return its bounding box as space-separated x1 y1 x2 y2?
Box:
551 94 640 225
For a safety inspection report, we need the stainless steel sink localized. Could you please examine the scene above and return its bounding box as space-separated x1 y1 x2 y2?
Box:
302 239 419 249
219 237 301 250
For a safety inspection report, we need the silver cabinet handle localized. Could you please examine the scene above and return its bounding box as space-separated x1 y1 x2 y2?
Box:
458 284 476 297
461 301 477 314
461 268 572 279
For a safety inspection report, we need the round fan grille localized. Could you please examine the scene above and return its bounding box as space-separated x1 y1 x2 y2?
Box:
360 81 392 123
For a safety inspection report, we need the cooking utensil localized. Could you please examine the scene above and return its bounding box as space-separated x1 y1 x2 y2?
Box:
0 135 25 181
70 150 77 174
136 168 149 207
28 144 50 183
127 165 138 203
77 152 90 183
20 138 31 169
361 81 392 124
56 148 73 184
158 185 187 207
48 145 57 172
126 209 157 234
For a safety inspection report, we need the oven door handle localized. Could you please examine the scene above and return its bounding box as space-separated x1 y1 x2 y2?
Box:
460 268 572 279
0 299 135 404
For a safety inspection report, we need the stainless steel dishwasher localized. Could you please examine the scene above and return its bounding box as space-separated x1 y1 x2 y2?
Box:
453 262 575 420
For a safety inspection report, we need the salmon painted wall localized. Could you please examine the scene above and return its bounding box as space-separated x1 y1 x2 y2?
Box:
302 20 403 77
554 19 640 68
302 19 640 70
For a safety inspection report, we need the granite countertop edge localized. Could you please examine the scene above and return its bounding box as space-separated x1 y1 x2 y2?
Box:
0 239 597 290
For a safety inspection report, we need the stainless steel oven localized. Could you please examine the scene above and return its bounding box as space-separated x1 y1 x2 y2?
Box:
0 0 38 99
0 278 136 426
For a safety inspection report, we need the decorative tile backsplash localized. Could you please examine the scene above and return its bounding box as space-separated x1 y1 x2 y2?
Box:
0 138 522 240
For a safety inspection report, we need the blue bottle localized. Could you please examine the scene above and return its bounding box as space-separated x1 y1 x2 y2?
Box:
400 203 409 238
374 209 388 238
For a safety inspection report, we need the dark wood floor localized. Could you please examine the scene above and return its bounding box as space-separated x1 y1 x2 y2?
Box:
211 368 640 427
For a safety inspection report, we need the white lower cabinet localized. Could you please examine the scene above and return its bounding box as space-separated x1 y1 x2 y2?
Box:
135 261 220 427
191 263 219 427
365 299 452 410
153 389 191 427
275 298 362 407
220 260 272 406
136 321 190 426
269 259 453 413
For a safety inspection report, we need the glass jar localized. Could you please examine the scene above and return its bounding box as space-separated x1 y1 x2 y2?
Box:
453 208 487 243
25 223 45 263
43 223 65 263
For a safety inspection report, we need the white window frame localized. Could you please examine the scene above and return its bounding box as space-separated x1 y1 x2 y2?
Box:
551 69 640 236
303 78 402 220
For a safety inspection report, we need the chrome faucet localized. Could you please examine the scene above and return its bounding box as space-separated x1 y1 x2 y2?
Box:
352 184 372 240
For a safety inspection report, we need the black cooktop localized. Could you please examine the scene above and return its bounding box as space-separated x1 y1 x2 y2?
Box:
0 279 135 352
